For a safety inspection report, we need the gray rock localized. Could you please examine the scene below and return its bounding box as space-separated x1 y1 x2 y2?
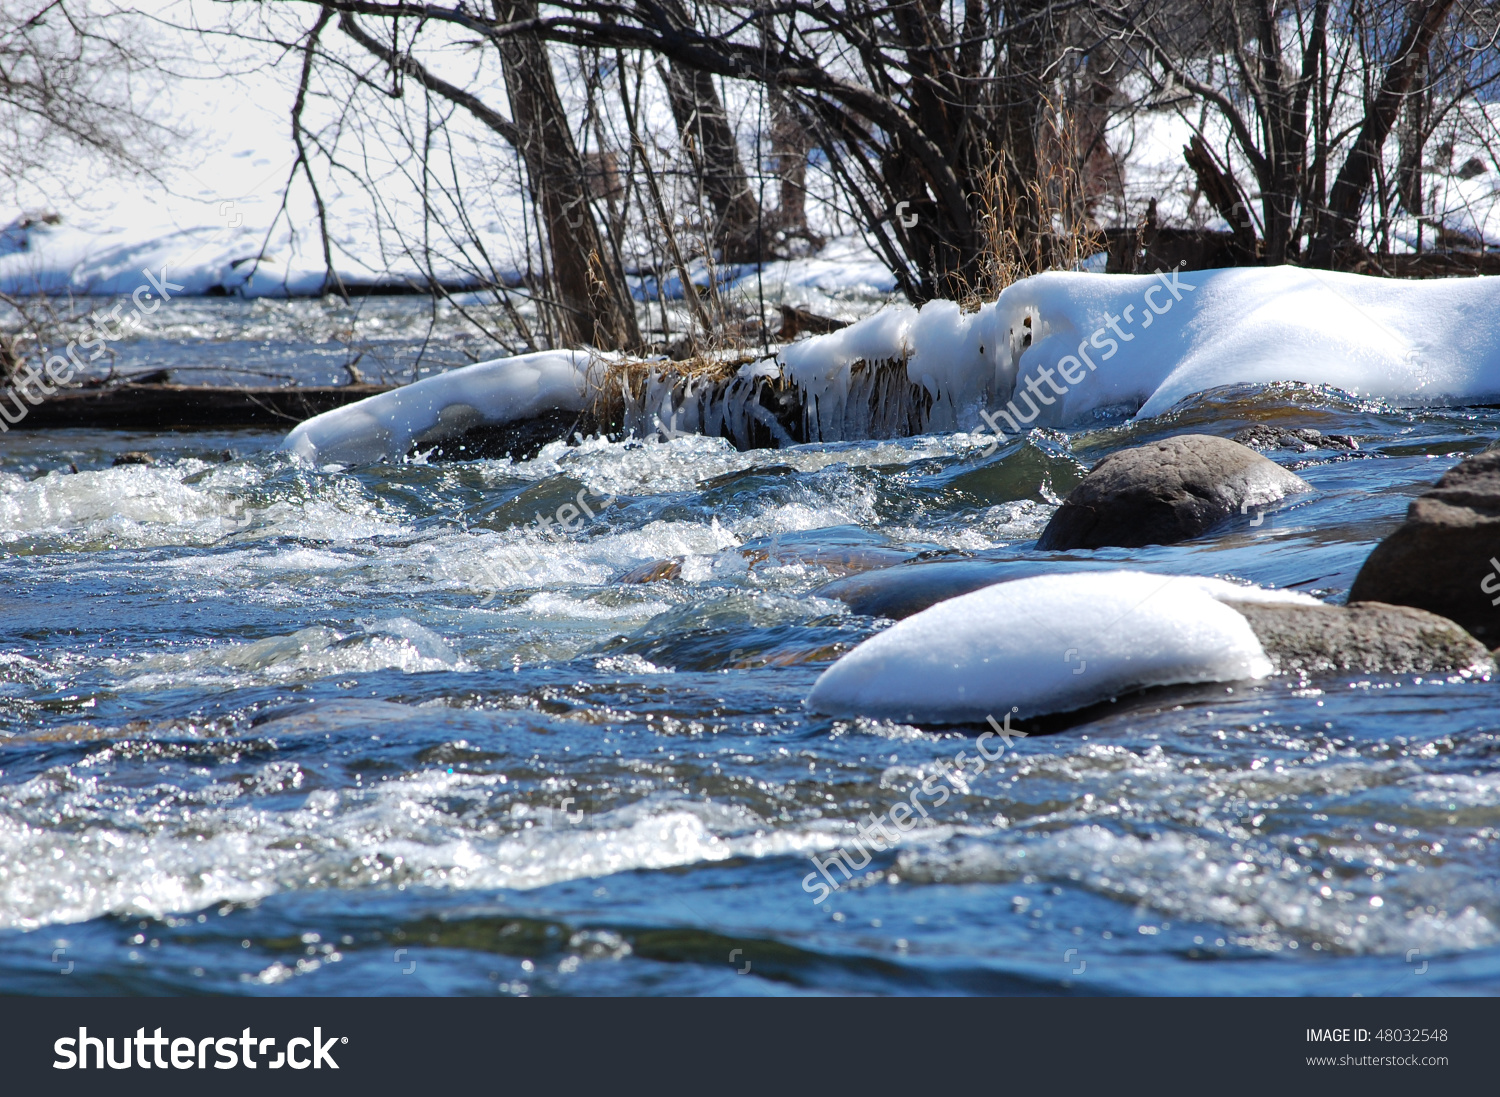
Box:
1036 434 1313 550
1225 599 1494 676
1348 450 1500 644
1233 425 1358 452
813 559 1113 619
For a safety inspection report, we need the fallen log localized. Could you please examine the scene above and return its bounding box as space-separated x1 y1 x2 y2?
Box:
10 383 394 431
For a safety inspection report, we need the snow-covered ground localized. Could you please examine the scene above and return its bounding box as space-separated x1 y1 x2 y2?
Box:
2 2 333 295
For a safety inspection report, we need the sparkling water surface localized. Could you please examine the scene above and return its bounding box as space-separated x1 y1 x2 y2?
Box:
1 300 1498 996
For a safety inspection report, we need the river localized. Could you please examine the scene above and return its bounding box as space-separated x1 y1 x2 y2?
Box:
1 296 1497 995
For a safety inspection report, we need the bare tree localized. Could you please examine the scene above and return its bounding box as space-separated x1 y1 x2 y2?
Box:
276 0 1100 302
1100 0 1497 267
656 0 763 262
326 4 641 349
204 0 1500 356
1 1 179 389
0 0 174 201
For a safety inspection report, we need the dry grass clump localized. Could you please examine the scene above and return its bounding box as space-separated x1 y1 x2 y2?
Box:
961 107 1105 309
585 347 768 426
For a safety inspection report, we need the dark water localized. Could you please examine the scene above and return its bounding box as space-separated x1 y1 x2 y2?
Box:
2 352 1499 994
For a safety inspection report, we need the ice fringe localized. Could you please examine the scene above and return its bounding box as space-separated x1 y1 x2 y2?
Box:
283 266 1500 465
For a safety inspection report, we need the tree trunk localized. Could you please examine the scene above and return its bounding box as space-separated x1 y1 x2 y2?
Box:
1396 56 1427 225
494 0 640 349
1079 47 1123 220
770 90 813 242
1308 0 1455 267
996 0 1053 273
1184 135 1258 262
654 0 761 262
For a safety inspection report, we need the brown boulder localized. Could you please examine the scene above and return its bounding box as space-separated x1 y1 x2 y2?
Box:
1225 600 1494 676
1036 434 1313 550
1348 450 1500 644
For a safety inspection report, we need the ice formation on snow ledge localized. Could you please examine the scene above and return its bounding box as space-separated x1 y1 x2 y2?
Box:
805 571 1319 723
283 266 1500 464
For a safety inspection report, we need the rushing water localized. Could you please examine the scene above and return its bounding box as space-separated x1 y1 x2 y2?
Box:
2 300 1499 996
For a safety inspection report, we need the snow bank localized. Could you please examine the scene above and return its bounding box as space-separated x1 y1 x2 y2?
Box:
805 571 1318 723
0 216 395 297
282 266 1500 463
1010 265 1500 419
282 351 600 466
782 264 1500 431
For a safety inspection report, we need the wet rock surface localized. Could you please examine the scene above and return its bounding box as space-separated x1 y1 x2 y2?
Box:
1036 433 1313 550
1348 449 1500 644
1225 599 1494 676
813 558 1115 619
1232 425 1359 452
616 557 684 584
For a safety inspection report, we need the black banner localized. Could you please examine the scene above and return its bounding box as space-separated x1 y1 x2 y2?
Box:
0 996 1491 1093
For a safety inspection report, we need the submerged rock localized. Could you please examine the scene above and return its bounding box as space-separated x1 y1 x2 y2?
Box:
1224 600 1493 676
1036 433 1313 550
814 560 1030 619
814 558 1108 619
617 557 684 584
1348 450 1500 644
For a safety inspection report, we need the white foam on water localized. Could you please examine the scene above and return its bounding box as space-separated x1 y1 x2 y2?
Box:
0 461 412 551
897 822 1499 956
0 465 245 548
0 768 840 929
503 591 673 622
116 618 467 691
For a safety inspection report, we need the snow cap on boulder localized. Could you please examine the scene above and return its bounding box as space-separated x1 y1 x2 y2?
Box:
806 570 1315 723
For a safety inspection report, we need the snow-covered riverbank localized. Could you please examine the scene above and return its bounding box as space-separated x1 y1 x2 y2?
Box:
283 266 1500 466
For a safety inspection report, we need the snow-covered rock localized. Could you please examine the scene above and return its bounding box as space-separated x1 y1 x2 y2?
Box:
282 350 600 466
804 571 1317 723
